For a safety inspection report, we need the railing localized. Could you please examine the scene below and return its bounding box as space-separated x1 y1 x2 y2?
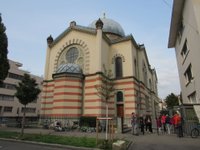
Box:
183 120 199 135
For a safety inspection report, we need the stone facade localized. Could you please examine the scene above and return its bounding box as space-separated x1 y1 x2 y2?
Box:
41 17 160 127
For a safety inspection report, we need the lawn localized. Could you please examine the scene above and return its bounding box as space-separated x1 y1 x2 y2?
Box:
0 130 97 148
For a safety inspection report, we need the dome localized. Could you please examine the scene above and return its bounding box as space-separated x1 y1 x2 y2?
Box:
89 17 125 37
56 63 82 74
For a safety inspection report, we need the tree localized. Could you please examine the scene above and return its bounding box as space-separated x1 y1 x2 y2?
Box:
95 65 115 141
15 74 41 136
0 14 10 86
165 93 179 108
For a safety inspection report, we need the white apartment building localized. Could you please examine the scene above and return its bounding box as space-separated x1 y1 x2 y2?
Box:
168 0 200 121
0 60 43 126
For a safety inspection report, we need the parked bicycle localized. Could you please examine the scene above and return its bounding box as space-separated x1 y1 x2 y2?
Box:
190 123 200 138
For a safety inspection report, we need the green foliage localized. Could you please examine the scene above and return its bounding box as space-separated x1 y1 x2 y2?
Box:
0 131 97 148
98 139 112 150
0 14 10 84
165 93 179 108
0 131 19 139
15 73 41 106
15 73 41 136
95 64 115 103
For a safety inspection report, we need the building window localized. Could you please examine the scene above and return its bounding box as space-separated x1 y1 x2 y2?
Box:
21 107 36 113
0 94 14 101
149 79 152 90
184 64 193 84
188 92 196 103
155 81 157 92
145 96 150 112
143 63 148 86
0 82 16 90
3 107 13 112
115 57 123 78
66 47 79 63
135 91 140 110
134 59 137 78
8 72 24 80
178 20 184 43
116 91 123 102
181 40 189 62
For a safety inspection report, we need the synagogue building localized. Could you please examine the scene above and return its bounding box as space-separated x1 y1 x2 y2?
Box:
41 16 160 127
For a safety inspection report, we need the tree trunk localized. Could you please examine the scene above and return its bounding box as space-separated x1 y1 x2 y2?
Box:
21 105 26 137
105 103 108 140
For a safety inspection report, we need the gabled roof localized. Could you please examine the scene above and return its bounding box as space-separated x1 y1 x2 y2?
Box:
49 25 96 47
48 23 139 48
138 44 154 74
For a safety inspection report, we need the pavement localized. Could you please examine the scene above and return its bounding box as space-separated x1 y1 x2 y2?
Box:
0 127 199 150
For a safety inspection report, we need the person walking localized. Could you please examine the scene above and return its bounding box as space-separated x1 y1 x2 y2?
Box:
165 114 171 134
161 114 167 134
156 116 162 135
171 114 175 134
139 115 145 135
174 111 183 137
145 115 152 133
131 112 138 136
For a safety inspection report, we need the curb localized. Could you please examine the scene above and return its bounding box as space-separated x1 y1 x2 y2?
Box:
126 141 133 150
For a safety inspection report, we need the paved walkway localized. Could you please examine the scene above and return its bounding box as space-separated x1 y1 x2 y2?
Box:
1 127 200 150
129 132 200 150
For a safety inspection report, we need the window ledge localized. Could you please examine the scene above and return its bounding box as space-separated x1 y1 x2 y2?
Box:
185 78 194 87
182 50 190 65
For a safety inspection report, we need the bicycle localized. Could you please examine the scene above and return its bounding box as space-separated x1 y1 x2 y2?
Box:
190 123 200 138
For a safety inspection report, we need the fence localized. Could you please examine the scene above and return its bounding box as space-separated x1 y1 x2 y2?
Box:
179 105 199 136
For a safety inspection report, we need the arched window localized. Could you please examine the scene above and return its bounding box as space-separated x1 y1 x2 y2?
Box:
143 63 147 86
149 79 152 90
134 59 137 78
115 57 123 78
66 47 79 63
116 91 123 102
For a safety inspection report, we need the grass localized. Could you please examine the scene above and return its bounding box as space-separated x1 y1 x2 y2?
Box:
0 130 97 148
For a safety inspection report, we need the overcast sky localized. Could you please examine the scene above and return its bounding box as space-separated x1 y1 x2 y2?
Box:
0 0 180 99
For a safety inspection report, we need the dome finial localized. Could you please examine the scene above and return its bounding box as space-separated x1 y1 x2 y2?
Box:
47 35 53 46
95 18 103 29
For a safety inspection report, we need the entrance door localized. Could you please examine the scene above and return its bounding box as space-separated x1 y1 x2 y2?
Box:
117 104 124 117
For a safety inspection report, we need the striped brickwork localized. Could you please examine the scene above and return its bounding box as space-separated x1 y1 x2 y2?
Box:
84 74 107 117
41 74 154 120
41 74 83 119
52 76 83 118
41 80 54 117
115 78 136 117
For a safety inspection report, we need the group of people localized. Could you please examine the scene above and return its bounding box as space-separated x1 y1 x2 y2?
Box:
156 114 171 134
131 112 153 136
156 111 183 137
131 111 183 137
